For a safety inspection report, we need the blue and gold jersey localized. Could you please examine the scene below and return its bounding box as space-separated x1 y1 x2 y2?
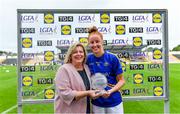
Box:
87 51 123 107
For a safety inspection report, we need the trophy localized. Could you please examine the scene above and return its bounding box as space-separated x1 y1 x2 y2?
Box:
91 73 107 95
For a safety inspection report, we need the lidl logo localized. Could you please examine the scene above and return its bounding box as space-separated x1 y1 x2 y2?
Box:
116 25 125 35
152 13 162 23
44 51 54 61
153 49 162 59
79 37 88 46
121 62 126 72
61 25 71 35
100 13 110 24
22 76 33 86
133 73 143 84
133 37 143 47
44 89 55 99
154 86 163 96
22 37 32 48
44 13 54 24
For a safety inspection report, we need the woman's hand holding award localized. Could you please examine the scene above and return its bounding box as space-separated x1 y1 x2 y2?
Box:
91 73 107 95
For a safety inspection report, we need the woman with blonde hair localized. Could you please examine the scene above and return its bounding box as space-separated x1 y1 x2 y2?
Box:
55 42 98 114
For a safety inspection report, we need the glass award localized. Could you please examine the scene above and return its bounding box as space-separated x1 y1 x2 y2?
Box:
91 73 107 94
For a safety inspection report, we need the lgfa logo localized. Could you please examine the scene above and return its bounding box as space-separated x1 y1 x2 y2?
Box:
116 25 126 35
133 37 143 47
146 27 162 34
98 26 111 34
22 76 33 86
112 39 128 46
22 37 32 48
133 73 143 84
21 15 38 23
152 13 162 23
44 51 54 61
132 15 148 23
78 15 95 23
100 13 110 24
40 26 57 34
44 89 55 99
44 13 54 24
153 49 162 59
61 25 71 35
153 86 163 96
79 37 88 46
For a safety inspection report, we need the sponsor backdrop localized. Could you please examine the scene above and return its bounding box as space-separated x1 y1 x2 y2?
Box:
19 10 166 101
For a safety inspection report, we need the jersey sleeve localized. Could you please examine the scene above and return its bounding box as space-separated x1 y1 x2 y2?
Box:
112 55 123 76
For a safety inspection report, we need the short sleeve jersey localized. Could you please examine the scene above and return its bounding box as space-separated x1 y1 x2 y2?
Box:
86 51 123 107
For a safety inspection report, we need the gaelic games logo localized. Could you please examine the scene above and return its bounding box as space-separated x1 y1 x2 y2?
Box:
22 37 32 48
44 51 54 61
152 13 162 23
44 13 54 24
100 13 110 24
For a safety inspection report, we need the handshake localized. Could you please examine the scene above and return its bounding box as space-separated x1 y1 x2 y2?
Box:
88 89 112 99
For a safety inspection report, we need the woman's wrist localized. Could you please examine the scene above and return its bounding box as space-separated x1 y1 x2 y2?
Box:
107 89 113 94
87 90 91 96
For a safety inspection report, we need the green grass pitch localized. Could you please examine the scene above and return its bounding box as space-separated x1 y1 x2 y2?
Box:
0 64 180 113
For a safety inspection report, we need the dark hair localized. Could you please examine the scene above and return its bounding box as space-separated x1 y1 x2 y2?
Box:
88 26 98 33
88 26 103 40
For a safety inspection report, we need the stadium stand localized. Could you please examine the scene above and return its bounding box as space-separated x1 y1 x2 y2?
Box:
2 58 17 65
22 54 59 65
172 54 180 59
56 44 148 63
0 56 6 64
22 55 44 65
169 51 180 63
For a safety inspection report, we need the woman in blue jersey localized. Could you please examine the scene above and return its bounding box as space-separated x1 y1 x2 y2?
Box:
86 26 125 114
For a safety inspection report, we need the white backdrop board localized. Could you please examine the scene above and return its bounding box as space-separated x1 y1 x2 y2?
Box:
17 9 169 113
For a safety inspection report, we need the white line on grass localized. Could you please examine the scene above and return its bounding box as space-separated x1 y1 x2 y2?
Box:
27 85 54 99
1 105 17 114
1 85 54 113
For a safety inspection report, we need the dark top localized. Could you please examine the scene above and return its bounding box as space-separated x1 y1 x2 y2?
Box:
78 69 91 114
86 51 123 107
